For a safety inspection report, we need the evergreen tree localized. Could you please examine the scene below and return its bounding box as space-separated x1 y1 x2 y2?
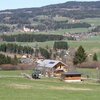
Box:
39 47 50 59
0 53 12 65
11 55 18 65
73 46 87 65
53 41 68 50
6 56 12 64
0 53 18 65
0 54 5 64
93 53 98 61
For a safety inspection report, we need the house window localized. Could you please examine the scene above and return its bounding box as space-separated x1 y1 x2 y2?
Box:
60 65 61 69
49 62 55 64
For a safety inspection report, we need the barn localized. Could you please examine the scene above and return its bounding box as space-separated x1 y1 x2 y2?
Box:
35 59 68 77
61 72 81 82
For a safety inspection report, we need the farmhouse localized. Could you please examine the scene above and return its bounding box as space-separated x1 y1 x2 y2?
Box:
35 59 68 77
61 72 81 82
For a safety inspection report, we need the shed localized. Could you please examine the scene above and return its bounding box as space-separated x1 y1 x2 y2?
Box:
61 72 81 82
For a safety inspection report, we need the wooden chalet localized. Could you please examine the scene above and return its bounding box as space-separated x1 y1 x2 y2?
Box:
35 59 68 77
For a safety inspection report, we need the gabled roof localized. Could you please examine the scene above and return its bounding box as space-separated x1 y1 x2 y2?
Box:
36 59 67 68
62 72 81 75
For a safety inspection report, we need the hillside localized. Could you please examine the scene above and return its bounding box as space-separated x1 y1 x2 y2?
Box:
0 1 100 33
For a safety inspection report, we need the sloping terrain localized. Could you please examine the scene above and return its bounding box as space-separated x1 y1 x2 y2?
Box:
0 1 100 32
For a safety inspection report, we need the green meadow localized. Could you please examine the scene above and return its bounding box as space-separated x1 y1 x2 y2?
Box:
0 70 100 100
81 18 100 26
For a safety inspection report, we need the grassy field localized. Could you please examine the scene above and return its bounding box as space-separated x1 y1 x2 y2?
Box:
76 68 99 79
0 70 100 100
47 28 89 34
53 16 68 22
36 16 100 27
3 27 89 36
81 18 100 26
85 34 100 41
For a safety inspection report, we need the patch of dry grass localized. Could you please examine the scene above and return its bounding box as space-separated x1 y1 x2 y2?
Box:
8 83 32 89
50 86 92 91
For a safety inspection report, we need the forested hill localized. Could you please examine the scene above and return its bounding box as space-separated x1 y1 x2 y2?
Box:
43 1 100 10
1 1 100 18
0 1 100 32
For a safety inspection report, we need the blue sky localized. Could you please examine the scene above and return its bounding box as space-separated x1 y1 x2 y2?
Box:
0 0 99 10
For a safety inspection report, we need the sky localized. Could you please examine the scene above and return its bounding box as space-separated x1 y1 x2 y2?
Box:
0 0 99 11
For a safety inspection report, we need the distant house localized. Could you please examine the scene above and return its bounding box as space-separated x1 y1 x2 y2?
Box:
61 72 81 82
23 26 34 32
22 26 39 33
35 59 69 77
22 55 27 59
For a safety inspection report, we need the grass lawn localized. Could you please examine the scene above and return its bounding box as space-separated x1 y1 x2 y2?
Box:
47 28 89 34
76 68 99 79
53 16 68 22
0 70 100 100
85 34 100 41
81 18 100 26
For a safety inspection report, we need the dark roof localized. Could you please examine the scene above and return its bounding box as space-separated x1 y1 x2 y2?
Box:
62 72 81 75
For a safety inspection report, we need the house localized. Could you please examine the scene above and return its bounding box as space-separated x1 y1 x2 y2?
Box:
61 72 81 82
35 59 68 77
22 55 27 59
23 26 34 32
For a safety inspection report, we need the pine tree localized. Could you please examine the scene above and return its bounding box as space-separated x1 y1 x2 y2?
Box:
73 46 87 65
39 47 50 59
93 53 98 61
6 56 12 64
53 41 68 50
11 55 18 65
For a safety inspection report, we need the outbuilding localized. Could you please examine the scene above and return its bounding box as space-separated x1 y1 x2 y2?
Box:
61 72 81 82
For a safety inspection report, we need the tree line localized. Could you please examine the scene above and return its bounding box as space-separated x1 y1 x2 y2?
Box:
0 42 98 66
0 21 91 32
35 41 69 59
0 53 18 65
1 34 63 42
0 43 34 54
27 21 91 31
